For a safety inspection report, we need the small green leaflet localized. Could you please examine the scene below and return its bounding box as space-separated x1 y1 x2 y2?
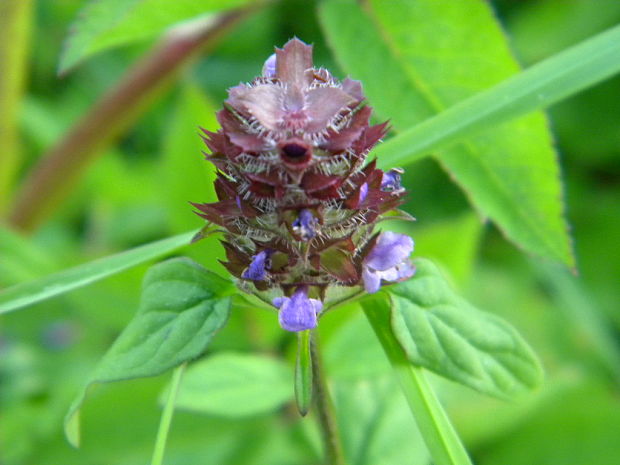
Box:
64 258 233 446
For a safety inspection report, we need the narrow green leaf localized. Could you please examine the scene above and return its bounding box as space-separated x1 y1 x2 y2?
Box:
170 352 292 417
59 0 254 72
371 24 620 171
64 258 233 446
363 297 472 465
295 330 313 416
0 230 195 315
151 363 186 465
388 258 543 399
0 0 33 213
319 0 578 266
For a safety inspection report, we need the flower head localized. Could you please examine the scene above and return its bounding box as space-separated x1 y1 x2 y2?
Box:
193 39 415 331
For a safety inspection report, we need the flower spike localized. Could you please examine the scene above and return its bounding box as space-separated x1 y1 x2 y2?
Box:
194 39 415 331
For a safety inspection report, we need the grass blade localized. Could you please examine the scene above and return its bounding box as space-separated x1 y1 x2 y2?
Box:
0 230 195 314
373 23 620 167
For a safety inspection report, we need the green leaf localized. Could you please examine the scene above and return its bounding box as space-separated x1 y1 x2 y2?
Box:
59 0 254 72
64 257 233 446
0 230 195 315
319 0 582 267
387 258 542 399
370 23 620 171
170 352 292 417
294 330 313 416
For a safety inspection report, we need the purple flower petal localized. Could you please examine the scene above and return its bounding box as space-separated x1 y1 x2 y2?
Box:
262 53 277 78
242 250 271 281
292 209 318 241
364 231 414 271
362 267 381 293
273 287 322 332
381 168 404 192
395 261 415 281
359 182 369 204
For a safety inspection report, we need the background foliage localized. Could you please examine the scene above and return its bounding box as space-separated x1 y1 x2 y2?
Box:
1 1 619 464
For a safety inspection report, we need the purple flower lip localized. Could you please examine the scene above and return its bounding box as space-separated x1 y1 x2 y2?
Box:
273 286 323 332
362 231 415 293
359 182 369 204
292 209 318 241
381 168 405 193
242 250 272 281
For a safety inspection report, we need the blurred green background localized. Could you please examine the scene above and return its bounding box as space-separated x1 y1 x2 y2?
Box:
1 1 619 464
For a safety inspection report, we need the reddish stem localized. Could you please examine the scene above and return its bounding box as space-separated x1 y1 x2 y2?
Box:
9 8 255 232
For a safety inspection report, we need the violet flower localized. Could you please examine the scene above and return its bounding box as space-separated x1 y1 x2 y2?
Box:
381 168 404 193
292 209 318 241
242 250 271 281
273 287 323 332
362 231 415 293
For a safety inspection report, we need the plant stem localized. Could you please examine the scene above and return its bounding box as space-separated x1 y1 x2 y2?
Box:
8 6 257 232
310 330 346 465
295 330 313 416
364 300 473 465
151 362 187 465
0 0 33 216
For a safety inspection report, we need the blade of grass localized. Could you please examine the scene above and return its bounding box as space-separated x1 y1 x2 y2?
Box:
0 0 33 215
150 362 187 465
363 297 473 465
8 5 257 232
0 230 195 314
373 23 620 168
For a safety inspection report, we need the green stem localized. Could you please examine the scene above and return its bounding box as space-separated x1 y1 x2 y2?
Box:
295 330 313 416
151 362 187 465
310 330 346 465
364 300 473 465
